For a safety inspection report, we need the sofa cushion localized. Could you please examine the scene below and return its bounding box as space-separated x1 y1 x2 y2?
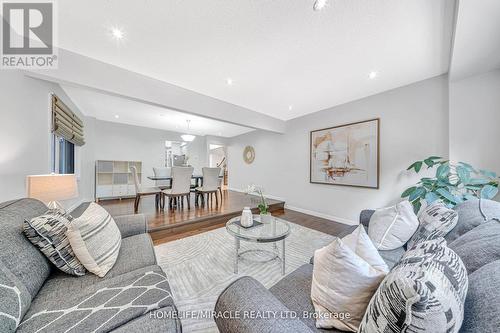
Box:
407 202 458 249
359 238 468 333
367 201 419 250
446 199 500 243
67 203 122 277
0 261 32 332
24 209 86 276
311 226 388 331
449 220 500 274
460 260 500 333
270 264 345 333
17 266 175 333
0 199 51 299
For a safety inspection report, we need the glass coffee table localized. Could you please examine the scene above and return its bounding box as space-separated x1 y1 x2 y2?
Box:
226 215 291 275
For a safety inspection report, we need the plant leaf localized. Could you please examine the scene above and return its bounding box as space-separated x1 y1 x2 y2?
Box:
480 169 497 179
401 186 417 198
409 187 426 201
481 185 499 199
424 158 435 168
456 166 471 184
412 200 422 214
428 156 442 160
425 192 440 204
436 163 450 180
468 178 490 185
436 188 458 204
414 161 423 173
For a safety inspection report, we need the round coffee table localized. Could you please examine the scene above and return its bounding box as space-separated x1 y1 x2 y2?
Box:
226 215 291 275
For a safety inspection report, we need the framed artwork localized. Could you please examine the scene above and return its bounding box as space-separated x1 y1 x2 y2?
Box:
310 118 379 188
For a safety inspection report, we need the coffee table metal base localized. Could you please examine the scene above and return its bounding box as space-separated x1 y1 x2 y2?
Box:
233 238 286 275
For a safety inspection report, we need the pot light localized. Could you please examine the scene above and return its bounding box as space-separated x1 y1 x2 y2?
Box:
226 78 233 86
368 71 378 79
288 105 293 111
313 0 328 11
114 114 120 119
110 27 124 40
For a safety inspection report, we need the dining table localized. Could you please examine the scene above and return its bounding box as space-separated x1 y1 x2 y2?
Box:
147 175 223 188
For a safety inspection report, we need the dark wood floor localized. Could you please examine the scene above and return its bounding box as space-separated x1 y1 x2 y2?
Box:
100 190 354 245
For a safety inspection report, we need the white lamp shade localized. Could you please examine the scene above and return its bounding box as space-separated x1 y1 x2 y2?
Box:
27 174 78 203
181 134 196 142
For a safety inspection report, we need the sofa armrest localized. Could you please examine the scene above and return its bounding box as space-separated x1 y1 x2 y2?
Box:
215 276 313 333
360 209 375 228
114 214 147 238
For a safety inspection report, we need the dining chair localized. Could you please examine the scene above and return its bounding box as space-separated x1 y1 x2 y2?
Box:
196 167 221 207
153 167 172 190
162 166 194 210
130 166 162 213
218 167 225 199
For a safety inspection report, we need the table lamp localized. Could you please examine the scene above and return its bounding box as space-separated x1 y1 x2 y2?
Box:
26 174 78 212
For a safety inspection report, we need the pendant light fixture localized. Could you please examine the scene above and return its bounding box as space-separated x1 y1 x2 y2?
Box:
181 120 196 142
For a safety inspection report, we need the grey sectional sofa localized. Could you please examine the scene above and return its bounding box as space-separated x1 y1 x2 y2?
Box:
215 199 500 333
0 199 181 332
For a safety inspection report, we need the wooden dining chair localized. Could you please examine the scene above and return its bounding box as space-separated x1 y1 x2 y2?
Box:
162 166 193 210
131 166 162 213
153 167 172 190
196 167 221 207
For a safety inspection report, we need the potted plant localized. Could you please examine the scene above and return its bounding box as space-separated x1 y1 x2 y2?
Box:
402 156 499 213
245 184 273 223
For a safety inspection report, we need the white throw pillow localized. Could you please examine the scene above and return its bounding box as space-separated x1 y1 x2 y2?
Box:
66 203 122 277
311 225 389 332
368 200 419 250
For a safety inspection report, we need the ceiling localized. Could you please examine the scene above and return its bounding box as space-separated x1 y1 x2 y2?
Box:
449 0 500 81
57 0 456 121
61 85 254 137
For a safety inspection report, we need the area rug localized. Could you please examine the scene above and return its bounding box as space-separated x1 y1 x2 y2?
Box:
154 222 335 332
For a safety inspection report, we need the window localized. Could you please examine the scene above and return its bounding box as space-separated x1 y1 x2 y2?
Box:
52 135 75 174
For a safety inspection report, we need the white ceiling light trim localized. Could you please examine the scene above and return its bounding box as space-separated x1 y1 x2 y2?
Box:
368 71 378 79
110 27 125 40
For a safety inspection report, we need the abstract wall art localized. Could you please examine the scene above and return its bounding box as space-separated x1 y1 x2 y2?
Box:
310 118 379 188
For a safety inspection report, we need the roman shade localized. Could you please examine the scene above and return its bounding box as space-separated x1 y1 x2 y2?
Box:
51 94 85 146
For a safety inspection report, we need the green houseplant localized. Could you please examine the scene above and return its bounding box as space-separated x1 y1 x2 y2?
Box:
402 156 499 213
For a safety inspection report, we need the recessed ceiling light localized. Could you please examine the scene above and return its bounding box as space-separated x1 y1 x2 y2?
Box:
288 105 293 111
114 114 120 119
313 0 328 11
226 78 233 86
368 71 378 79
110 27 124 40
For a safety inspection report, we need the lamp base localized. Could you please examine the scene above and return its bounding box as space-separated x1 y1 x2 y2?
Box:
47 201 66 213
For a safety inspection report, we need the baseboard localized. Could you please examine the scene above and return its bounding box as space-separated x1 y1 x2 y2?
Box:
227 187 357 226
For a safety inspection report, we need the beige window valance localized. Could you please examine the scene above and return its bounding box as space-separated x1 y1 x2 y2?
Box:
51 94 85 146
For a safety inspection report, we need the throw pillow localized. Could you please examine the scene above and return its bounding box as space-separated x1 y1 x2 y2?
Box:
311 225 389 332
23 209 86 276
460 260 500 333
448 219 500 274
359 238 468 333
368 200 419 250
66 203 121 277
407 201 458 249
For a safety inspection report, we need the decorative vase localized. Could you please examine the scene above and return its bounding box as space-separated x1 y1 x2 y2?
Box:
260 212 273 224
241 207 253 227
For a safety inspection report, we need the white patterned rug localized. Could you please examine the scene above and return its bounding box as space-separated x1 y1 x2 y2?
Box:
154 222 334 332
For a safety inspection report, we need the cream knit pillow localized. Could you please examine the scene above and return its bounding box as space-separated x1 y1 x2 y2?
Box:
311 225 389 331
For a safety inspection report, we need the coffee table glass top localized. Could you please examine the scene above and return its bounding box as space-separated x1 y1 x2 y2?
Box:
226 215 291 243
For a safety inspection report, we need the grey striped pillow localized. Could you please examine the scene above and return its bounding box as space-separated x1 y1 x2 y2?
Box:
66 203 121 277
23 209 86 276
359 238 468 333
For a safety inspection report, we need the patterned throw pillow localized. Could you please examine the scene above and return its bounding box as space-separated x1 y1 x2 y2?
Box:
23 209 86 276
66 203 121 277
407 202 458 249
359 238 468 333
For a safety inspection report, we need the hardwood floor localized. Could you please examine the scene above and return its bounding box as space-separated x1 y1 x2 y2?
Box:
100 190 355 245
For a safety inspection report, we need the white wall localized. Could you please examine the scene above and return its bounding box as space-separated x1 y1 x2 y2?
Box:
92 119 209 188
0 71 94 209
228 75 450 224
450 69 500 173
